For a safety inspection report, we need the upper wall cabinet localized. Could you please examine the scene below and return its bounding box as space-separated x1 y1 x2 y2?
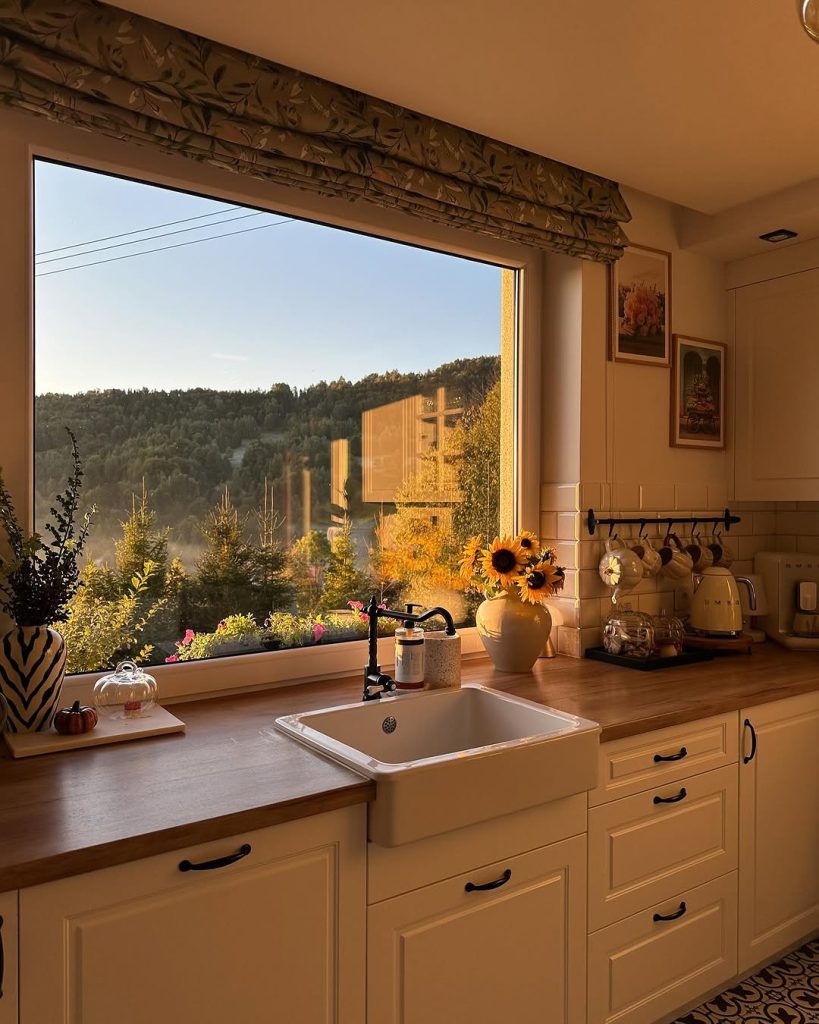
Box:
734 270 819 500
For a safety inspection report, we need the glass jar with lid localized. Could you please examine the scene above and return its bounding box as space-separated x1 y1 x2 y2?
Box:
651 609 686 657
602 608 655 658
92 661 158 719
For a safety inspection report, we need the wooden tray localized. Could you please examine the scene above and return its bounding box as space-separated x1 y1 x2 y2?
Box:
3 705 185 759
585 646 716 671
682 632 754 654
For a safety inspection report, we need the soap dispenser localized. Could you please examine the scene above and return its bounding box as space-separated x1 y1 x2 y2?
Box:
394 604 425 690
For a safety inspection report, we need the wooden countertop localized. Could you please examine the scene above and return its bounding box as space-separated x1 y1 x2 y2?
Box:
3 642 819 892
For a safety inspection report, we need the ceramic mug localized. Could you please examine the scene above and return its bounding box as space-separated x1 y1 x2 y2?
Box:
598 538 644 602
706 531 734 569
684 535 714 573
659 534 694 581
630 535 662 577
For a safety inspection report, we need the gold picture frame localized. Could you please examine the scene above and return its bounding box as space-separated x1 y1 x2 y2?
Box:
670 334 726 450
610 244 671 366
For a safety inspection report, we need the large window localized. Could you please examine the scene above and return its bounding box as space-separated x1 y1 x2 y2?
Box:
33 159 512 678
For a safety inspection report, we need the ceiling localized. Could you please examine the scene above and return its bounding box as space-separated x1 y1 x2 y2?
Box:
117 0 819 218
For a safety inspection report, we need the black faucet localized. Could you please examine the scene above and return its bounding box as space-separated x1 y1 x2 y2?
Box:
362 594 456 701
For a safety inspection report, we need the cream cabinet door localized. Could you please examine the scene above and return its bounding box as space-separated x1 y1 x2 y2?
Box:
0 891 18 1024
734 269 819 500
739 691 819 972
20 808 366 1024
368 834 586 1024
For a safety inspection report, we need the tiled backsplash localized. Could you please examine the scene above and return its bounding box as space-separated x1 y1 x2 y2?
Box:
540 486 819 657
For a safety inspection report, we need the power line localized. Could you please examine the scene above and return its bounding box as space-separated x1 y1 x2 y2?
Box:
35 217 295 278
35 206 242 256
36 211 265 265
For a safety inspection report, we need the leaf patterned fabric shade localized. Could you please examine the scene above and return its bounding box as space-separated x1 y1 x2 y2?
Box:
0 0 631 260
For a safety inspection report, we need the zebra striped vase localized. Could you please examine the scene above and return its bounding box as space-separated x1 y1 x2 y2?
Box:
0 627 67 733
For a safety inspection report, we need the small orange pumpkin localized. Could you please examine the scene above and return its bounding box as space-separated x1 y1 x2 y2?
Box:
53 700 98 735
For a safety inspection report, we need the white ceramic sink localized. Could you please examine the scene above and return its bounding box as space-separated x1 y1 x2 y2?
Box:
275 684 600 846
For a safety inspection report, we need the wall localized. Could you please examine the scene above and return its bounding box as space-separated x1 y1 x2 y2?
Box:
542 189 735 655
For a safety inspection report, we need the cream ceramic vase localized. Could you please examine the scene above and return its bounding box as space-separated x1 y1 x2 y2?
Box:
475 591 552 672
0 626 67 733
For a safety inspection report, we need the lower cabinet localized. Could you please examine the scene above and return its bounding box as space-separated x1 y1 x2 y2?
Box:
588 872 738 1024
367 833 586 1024
739 690 819 972
20 807 366 1024
0 890 18 1024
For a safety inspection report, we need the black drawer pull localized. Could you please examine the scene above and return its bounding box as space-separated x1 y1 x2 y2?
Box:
653 901 687 923
465 868 512 893
179 843 252 872
654 787 687 804
743 719 757 764
0 913 4 999
653 746 687 763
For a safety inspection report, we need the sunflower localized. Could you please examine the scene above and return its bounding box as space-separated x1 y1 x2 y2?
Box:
480 535 526 587
515 530 540 555
515 561 564 604
458 535 484 580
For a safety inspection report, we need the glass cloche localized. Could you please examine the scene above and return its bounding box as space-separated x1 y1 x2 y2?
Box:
602 608 655 659
92 661 158 719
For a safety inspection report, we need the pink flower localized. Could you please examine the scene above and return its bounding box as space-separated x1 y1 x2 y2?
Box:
312 623 327 642
216 620 226 631
348 600 364 612
181 628 195 647
165 654 179 663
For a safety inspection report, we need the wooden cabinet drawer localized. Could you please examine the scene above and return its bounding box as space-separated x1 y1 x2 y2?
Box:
591 713 738 806
589 763 737 930
588 871 737 1024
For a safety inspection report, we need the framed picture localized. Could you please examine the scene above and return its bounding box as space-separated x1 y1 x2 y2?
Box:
670 334 726 449
610 244 671 366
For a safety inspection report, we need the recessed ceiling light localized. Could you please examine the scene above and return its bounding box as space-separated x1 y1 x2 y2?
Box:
802 0 819 41
759 228 798 244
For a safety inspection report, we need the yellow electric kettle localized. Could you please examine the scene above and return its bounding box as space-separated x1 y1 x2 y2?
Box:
689 566 757 636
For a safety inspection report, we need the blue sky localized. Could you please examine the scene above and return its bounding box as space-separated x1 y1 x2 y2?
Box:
34 161 502 395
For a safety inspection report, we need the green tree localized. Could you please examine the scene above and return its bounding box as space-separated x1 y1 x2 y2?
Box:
288 530 332 615
451 380 501 546
320 521 371 611
114 484 169 597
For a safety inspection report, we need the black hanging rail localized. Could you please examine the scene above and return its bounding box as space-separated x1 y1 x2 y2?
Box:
586 507 741 537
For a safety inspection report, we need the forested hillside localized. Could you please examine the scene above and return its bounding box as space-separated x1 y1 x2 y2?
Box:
35 355 500 561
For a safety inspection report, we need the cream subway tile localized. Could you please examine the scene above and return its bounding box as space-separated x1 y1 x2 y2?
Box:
599 596 615 621
579 482 601 511
674 587 692 615
540 483 579 512
551 598 579 628
613 482 640 509
557 626 581 658
554 541 578 569
797 512 819 535
639 484 675 511
557 512 582 540
723 514 751 536
731 559 753 576
738 535 772 561
557 570 577 598
579 570 608 599
773 535 797 552
576 540 604 570
775 501 798 511
797 502 819 511
775 512 800 534
797 536 819 555
706 482 729 509
579 599 600 628
637 592 663 616
539 511 558 541
752 511 776 535
580 626 603 651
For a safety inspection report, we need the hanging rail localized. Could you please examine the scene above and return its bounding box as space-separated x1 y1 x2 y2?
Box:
586 507 741 537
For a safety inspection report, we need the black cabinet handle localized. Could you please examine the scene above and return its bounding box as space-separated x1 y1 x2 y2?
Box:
743 719 757 764
653 746 687 763
179 843 252 872
653 901 687 923
653 787 687 804
465 868 512 893
0 913 4 999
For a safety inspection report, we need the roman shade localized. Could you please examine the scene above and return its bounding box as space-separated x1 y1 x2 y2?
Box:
0 0 631 261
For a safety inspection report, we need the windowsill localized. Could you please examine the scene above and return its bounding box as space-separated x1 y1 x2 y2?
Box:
60 627 486 706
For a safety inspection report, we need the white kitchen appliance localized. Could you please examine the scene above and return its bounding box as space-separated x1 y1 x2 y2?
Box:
755 551 819 649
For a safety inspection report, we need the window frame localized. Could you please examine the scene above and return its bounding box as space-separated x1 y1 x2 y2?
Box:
6 112 542 703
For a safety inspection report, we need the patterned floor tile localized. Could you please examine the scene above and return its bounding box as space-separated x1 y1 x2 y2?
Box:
674 938 819 1023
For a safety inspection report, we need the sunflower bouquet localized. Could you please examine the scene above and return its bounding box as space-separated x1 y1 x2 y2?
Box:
458 532 565 604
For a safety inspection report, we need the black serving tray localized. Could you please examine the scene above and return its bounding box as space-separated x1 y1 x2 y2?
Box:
584 646 716 671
